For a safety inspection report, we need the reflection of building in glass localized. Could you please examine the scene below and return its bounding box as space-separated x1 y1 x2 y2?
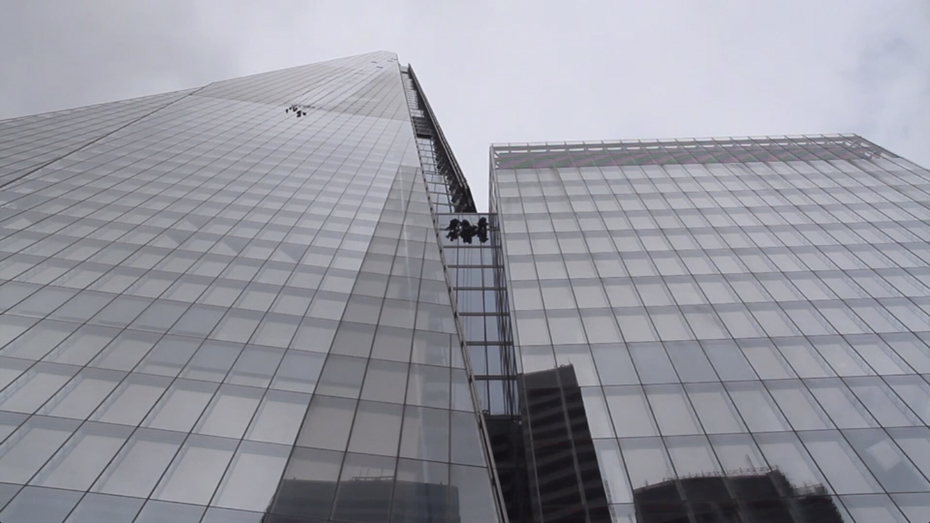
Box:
262 478 460 523
519 366 610 523
634 469 845 523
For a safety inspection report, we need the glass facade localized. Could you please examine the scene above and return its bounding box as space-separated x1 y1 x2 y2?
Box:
491 136 930 522
4 49 930 523
0 52 504 523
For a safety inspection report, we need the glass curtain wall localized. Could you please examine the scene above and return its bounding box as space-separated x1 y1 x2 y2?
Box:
0 52 503 523
491 135 930 522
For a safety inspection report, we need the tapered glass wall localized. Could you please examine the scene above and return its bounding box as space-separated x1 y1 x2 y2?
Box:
0 52 503 523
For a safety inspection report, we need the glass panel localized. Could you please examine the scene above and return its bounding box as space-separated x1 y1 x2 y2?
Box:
0 416 80 483
645 384 701 436
245 390 310 445
709 433 767 474
0 411 27 443
296 394 357 451
665 435 721 477
581 387 615 438
201 507 264 523
889 426 930 481
64 492 144 523
889 333 930 372
134 335 200 377
449 464 500 523
250 314 300 348
89 329 160 371
755 432 828 493
273 446 342 519
814 337 875 376
407 364 451 409
604 386 658 437
886 375 930 424
42 325 116 366
727 381 791 431
807 378 878 428
849 315 904 354
347 400 403 456
315 355 367 399
799 430 882 494
91 373 170 426
592 439 633 504
0 486 82 523
397 405 448 466
33 421 133 490
628 342 677 384
685 382 746 434
393 458 452 522
619 437 675 490
213 441 290 512
360 358 409 404
38 367 124 420
841 494 908 523
194 384 263 439
331 453 396 522
664 341 717 382
226 345 284 388
702 340 757 380
766 380 835 430
739 339 796 379
776 338 836 378
1 319 74 361
845 428 930 493
93 428 185 498
371 325 415 363
591 344 639 385
152 433 237 505
846 376 923 427
270 350 325 393
134 500 206 523
143 379 217 433
0 362 77 413
553 345 599 385
180 339 243 382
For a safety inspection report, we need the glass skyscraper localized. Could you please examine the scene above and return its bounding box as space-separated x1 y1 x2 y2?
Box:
0 52 504 523
2 52 930 523
491 137 930 522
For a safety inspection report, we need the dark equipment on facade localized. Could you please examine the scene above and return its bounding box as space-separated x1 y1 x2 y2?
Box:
445 218 489 244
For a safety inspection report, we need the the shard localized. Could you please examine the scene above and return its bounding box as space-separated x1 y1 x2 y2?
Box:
0 52 504 523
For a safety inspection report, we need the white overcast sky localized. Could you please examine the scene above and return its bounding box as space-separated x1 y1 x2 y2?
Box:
2 1 928 210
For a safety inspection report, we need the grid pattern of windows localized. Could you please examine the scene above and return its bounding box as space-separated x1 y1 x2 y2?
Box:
0 52 503 523
0 89 195 188
491 136 930 522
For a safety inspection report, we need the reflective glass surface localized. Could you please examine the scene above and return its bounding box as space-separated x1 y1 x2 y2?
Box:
491 136 930 522
0 52 503 522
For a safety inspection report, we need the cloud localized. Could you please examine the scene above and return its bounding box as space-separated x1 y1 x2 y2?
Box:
1 0 928 210
844 2 930 160
0 1 239 114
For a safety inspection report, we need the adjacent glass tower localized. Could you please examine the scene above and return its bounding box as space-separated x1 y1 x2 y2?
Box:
0 52 505 523
491 136 930 522
3 50 930 523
